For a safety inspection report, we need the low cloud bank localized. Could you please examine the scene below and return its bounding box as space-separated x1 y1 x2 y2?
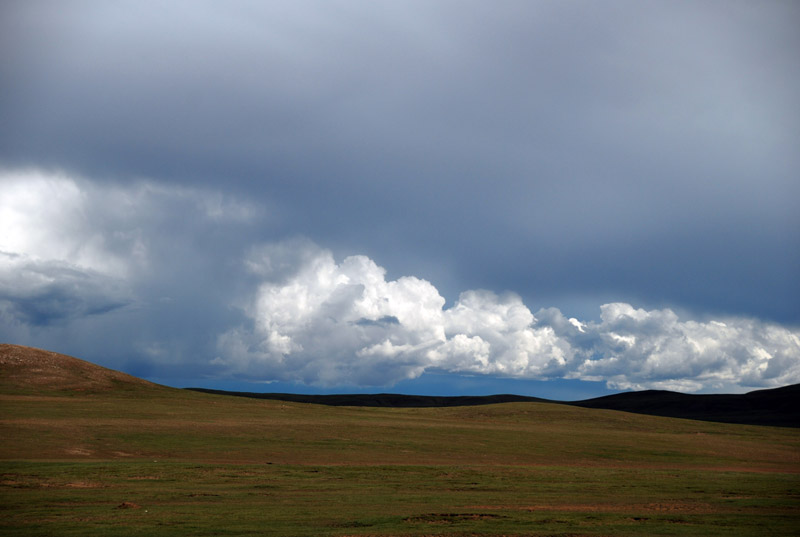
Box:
0 169 255 326
2 170 798 392
217 241 800 392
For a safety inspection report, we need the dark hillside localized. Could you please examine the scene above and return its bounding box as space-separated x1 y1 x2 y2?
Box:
569 384 800 427
187 384 800 427
186 389 547 407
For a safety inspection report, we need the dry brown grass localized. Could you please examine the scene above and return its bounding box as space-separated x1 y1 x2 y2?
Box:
0 344 162 394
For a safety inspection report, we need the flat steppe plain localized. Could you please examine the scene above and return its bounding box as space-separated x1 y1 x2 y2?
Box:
1 344 798 536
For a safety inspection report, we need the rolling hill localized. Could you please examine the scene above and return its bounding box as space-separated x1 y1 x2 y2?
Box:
2 343 797 427
188 385 800 428
570 384 800 428
0 343 167 395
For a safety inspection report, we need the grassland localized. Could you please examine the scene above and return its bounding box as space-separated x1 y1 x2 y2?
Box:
1 346 799 536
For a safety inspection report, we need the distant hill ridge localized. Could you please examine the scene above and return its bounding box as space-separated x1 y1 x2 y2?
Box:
570 385 800 428
1 344 797 427
187 390 549 408
187 386 800 427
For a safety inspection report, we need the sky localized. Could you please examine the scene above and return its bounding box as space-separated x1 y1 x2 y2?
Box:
1 1 799 399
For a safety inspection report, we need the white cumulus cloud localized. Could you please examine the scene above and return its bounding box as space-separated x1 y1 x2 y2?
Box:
217 241 800 391
0 169 143 278
565 303 800 392
216 240 574 386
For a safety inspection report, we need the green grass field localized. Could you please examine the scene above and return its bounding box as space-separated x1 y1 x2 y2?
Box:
2 380 799 537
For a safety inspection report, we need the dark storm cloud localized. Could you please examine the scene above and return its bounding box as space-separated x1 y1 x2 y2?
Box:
3 0 796 323
0 253 131 325
0 169 260 376
1 2 798 391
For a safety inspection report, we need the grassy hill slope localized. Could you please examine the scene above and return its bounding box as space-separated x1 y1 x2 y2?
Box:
2 344 799 536
0 343 166 395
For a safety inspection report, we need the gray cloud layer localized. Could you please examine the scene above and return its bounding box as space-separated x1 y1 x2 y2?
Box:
0 169 257 370
1 2 798 393
2 170 797 392
2 1 798 324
